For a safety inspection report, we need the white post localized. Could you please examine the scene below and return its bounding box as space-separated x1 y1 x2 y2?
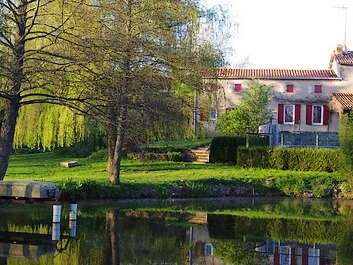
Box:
69 203 78 221
69 220 77 238
52 204 62 223
52 223 61 241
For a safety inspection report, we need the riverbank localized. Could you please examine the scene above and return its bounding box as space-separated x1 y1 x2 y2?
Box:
6 152 349 200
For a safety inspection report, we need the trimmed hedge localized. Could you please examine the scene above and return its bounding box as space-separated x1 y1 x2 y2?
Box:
238 147 343 172
209 136 269 163
127 152 182 162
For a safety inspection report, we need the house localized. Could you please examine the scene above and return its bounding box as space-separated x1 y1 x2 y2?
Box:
199 45 353 147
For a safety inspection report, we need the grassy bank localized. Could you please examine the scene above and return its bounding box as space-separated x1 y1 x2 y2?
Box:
6 152 346 200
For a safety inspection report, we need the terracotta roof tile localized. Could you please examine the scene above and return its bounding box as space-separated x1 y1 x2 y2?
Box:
332 93 353 110
335 52 353 66
204 68 340 80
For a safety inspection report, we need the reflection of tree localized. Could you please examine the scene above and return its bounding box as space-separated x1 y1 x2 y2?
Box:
0 257 7 265
103 210 120 265
212 239 268 265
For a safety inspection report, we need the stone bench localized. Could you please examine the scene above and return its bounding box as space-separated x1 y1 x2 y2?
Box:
0 181 60 200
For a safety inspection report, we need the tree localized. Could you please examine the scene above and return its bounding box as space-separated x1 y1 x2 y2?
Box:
0 0 98 179
217 80 272 136
81 0 208 184
340 113 353 172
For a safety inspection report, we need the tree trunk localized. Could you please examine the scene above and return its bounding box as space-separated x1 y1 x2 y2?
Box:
103 210 120 265
106 110 118 174
109 104 128 185
0 99 20 180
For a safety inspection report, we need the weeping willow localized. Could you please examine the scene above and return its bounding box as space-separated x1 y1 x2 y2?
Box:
14 104 87 151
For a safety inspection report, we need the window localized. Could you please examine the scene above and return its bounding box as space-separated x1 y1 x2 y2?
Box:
286 84 294 93
234 84 242 92
280 246 291 265
209 110 217 121
313 105 323 125
284 105 295 124
314 85 322 93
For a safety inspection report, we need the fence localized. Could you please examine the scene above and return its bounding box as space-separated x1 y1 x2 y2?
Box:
279 131 339 148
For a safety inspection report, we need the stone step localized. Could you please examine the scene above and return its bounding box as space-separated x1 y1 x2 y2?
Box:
191 146 210 163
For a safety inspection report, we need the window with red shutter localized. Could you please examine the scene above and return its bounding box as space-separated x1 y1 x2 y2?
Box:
313 105 323 125
286 84 294 93
295 104 301 124
306 104 313 125
314 85 322 93
234 84 242 92
278 104 284 124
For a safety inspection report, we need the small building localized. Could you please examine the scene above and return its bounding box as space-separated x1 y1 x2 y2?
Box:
199 45 353 147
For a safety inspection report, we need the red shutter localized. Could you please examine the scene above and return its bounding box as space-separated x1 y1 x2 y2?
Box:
286 84 294 93
278 104 284 124
306 104 312 125
323 105 330 125
314 85 322 93
234 84 242 92
295 104 301 124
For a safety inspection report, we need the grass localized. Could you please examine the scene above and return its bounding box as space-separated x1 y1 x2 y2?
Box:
5 152 346 199
6 152 340 183
139 138 211 152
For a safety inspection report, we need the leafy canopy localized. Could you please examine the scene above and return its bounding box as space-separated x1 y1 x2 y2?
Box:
217 80 272 136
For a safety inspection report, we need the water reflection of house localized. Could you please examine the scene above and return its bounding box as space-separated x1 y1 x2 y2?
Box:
255 240 336 265
187 226 225 265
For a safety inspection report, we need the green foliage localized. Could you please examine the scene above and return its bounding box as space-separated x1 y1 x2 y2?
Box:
127 152 182 162
238 147 343 172
209 136 268 163
237 147 271 168
210 136 246 163
217 80 272 135
14 105 87 151
140 138 211 153
340 113 353 172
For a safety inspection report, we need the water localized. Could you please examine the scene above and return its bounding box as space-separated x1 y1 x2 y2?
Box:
0 198 352 265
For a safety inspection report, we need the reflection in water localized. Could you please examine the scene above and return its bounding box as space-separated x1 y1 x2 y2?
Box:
0 199 352 265
255 240 336 265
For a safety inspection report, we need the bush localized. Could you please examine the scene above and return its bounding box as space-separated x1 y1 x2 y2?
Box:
238 147 343 172
237 147 272 168
126 152 182 162
209 136 246 163
340 113 353 172
209 136 269 163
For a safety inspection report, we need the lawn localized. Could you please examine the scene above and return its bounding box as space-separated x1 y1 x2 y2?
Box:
6 152 341 184
5 152 345 199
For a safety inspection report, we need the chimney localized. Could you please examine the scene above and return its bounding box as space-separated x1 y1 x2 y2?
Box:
335 44 344 55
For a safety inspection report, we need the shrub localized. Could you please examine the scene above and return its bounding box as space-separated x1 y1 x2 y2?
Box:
209 136 269 163
126 152 182 162
238 147 343 172
340 113 353 172
209 136 246 163
237 147 271 168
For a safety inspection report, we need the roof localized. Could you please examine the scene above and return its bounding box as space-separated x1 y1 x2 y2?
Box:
334 52 353 66
332 93 353 111
203 68 341 80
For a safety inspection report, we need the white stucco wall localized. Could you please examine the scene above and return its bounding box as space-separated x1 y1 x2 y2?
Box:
205 76 351 133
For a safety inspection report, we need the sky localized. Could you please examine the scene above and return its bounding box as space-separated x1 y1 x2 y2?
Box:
203 0 353 69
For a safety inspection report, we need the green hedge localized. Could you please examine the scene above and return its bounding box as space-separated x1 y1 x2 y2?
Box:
238 147 343 172
209 136 269 163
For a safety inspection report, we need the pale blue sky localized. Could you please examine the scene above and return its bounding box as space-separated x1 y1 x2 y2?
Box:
203 0 353 69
